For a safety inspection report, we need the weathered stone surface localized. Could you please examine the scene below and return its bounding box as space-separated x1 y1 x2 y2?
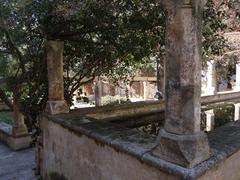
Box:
8 135 31 151
12 124 28 137
12 100 28 136
72 100 164 120
41 114 240 179
152 129 210 168
45 100 69 115
163 0 204 135
46 41 65 101
0 122 31 150
153 0 210 167
201 92 240 105
45 41 69 115
42 119 178 180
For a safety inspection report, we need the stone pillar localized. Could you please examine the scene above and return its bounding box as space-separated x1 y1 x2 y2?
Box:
45 41 69 115
143 81 148 100
12 87 28 136
205 110 215 131
235 62 240 91
153 0 210 168
234 103 240 121
205 60 216 95
94 81 101 106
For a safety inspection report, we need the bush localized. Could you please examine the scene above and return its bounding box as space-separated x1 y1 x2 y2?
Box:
101 95 130 106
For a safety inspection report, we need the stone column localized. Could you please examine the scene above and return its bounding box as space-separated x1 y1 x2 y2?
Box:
12 86 28 136
45 41 69 115
153 0 210 168
235 62 240 91
205 110 215 131
143 81 148 100
234 103 240 121
205 60 216 95
94 81 101 106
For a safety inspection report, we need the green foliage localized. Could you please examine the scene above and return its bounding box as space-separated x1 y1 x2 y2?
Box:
0 0 233 123
101 95 129 106
136 122 163 136
214 105 234 127
202 0 228 65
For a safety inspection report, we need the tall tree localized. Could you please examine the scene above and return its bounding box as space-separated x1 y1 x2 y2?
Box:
0 0 230 125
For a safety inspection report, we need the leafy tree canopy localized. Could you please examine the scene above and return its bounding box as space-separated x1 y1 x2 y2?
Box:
0 0 234 124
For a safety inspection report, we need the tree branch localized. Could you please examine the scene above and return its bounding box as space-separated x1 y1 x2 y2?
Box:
0 12 26 74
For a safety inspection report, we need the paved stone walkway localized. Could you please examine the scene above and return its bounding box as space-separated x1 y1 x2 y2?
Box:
0 143 37 180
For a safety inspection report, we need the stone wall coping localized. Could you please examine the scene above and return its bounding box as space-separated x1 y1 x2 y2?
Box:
43 112 240 179
71 100 163 115
70 92 240 116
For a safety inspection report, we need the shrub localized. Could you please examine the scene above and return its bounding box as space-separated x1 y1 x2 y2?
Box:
101 95 130 106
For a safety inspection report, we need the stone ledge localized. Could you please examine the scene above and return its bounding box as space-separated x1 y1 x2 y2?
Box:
66 92 240 121
45 113 240 179
0 122 31 151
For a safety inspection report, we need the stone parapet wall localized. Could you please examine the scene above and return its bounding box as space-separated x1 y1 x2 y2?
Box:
72 100 164 120
42 112 240 180
202 92 240 105
70 92 240 120
41 118 177 180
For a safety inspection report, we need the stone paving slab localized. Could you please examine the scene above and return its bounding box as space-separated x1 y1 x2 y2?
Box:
0 143 37 180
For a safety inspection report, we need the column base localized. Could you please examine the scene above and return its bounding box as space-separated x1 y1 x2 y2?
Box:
45 101 69 115
8 134 31 151
152 129 210 168
12 125 28 137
